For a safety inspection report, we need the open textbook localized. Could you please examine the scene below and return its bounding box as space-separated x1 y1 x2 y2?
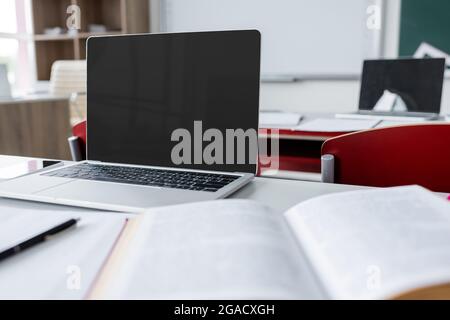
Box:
89 186 450 300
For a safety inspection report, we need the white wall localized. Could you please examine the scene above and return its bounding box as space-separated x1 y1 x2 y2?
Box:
260 0 450 115
150 0 450 115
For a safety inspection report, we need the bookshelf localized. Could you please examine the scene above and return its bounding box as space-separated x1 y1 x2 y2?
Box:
31 0 149 80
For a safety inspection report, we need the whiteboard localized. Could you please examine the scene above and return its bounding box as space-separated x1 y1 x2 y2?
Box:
160 0 384 79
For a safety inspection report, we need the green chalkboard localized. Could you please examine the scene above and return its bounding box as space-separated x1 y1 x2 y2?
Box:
399 0 450 56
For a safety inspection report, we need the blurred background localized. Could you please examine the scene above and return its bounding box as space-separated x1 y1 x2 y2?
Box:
0 0 449 161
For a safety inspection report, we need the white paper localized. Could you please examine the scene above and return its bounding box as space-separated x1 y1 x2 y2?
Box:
296 118 379 132
101 200 324 299
259 112 302 128
373 90 395 112
373 90 408 112
286 186 450 300
0 205 126 299
375 120 412 128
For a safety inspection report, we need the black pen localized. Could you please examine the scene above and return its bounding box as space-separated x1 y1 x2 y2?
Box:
0 218 80 262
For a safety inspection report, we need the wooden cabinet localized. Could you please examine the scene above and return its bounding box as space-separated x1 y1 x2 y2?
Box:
0 97 72 160
31 0 150 80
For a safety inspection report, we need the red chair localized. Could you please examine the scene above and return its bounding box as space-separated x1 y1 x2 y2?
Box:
67 120 87 161
321 124 450 193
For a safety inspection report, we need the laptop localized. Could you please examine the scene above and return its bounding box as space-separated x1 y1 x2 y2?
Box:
0 64 12 100
0 30 261 213
336 58 446 121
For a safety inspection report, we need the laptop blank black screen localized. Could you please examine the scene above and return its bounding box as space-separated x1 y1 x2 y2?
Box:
359 58 445 113
87 31 260 174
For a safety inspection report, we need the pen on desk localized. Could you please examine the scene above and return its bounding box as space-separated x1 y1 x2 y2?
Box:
0 218 80 262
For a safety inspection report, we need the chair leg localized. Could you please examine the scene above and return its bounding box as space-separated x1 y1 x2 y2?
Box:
68 136 82 161
321 154 335 183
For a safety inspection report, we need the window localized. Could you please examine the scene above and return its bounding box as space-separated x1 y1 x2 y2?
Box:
0 0 34 94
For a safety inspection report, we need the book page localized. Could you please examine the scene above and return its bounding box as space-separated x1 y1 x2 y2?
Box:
95 200 325 299
285 186 450 299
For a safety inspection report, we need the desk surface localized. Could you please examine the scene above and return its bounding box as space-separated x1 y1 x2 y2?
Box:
260 113 346 141
0 155 365 299
0 155 364 213
0 93 69 105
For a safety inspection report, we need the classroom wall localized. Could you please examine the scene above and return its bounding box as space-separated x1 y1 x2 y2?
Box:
150 0 450 115
261 79 450 114
260 0 450 115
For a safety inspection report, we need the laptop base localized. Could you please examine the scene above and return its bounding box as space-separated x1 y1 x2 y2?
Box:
335 111 440 122
0 162 254 213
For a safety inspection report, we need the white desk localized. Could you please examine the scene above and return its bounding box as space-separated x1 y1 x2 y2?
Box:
232 176 366 212
0 155 365 299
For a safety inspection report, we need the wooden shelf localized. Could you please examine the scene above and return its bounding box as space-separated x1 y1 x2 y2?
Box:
32 31 123 41
33 34 76 41
77 31 123 39
31 0 149 80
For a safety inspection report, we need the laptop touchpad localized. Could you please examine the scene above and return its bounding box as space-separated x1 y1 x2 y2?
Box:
36 180 163 207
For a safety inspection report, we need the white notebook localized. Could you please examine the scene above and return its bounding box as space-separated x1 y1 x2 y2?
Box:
0 207 126 299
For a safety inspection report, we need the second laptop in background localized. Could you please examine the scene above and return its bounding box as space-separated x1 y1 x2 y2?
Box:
337 58 446 121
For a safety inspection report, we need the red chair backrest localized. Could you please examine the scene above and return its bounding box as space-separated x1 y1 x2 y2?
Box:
322 124 450 193
72 120 87 159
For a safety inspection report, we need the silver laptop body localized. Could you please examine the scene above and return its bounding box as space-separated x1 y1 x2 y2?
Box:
0 31 261 213
335 110 440 122
0 161 254 213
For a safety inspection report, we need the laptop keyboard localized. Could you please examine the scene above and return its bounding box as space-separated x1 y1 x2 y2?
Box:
42 163 240 192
